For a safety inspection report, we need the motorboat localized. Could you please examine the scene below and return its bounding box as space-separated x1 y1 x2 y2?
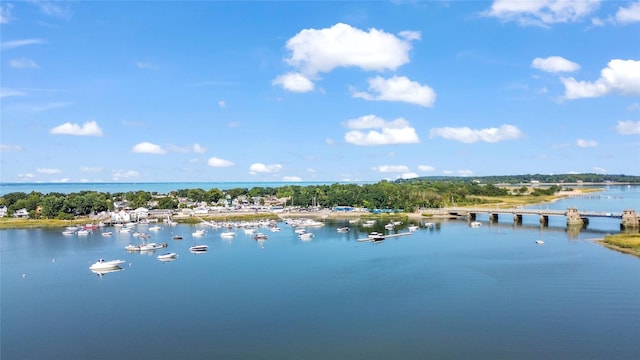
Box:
337 227 350 233
148 225 162 231
252 233 268 240
470 221 482 228
423 222 435 228
157 252 178 261
269 226 282 232
189 244 208 252
220 231 236 238
77 230 90 236
125 244 141 251
368 232 385 241
101 231 113 237
139 242 168 251
192 229 206 237
536 240 545 245
91 267 124 276
408 225 419 232
299 232 314 241
384 223 395 230
89 259 125 271
62 230 75 235
172 235 184 240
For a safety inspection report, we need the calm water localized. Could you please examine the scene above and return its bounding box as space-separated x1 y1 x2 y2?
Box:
1 187 639 359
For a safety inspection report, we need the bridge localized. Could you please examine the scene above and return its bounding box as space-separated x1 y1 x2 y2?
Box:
442 207 639 229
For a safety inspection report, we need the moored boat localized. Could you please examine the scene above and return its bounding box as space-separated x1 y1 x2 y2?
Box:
89 259 125 270
157 252 178 261
189 244 208 252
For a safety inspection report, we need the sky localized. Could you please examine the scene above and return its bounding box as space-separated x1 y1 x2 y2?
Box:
1 0 639 183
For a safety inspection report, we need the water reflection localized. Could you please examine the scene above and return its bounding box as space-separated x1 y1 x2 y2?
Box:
90 267 124 277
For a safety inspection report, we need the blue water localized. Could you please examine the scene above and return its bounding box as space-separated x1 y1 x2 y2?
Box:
1 187 639 359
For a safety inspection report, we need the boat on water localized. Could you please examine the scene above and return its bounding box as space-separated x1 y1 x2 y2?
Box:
189 244 208 252
139 242 168 251
62 230 75 236
470 221 482 227
252 233 268 240
89 259 125 271
101 231 113 237
148 225 162 231
157 252 178 261
220 231 236 238
125 244 141 251
172 235 184 240
299 232 314 241
337 226 350 233
408 225 419 232
77 230 90 236
192 229 206 237
367 232 385 241
536 240 545 245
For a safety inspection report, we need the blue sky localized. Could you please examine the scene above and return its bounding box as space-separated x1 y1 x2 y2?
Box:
1 1 639 183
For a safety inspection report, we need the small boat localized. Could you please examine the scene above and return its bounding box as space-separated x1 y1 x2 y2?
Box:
408 225 419 232
269 226 282 232
336 227 350 233
125 244 141 251
172 235 184 240
139 242 168 251
423 222 435 228
368 232 385 241
470 221 482 228
535 240 545 245
101 231 113 237
157 252 178 261
189 244 208 252
62 230 75 236
252 233 268 240
192 229 206 237
220 231 236 238
148 225 162 231
77 230 90 236
299 232 314 241
89 259 125 271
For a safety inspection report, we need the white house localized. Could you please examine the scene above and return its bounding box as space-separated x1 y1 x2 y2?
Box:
0 206 7 217
133 207 149 220
14 208 29 218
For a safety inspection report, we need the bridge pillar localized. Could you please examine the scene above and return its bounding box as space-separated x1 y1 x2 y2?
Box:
468 213 476 221
514 214 523 225
540 215 549 226
621 209 640 229
566 207 584 226
489 213 498 222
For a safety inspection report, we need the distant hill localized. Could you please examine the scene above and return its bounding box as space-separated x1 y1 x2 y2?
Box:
397 173 640 185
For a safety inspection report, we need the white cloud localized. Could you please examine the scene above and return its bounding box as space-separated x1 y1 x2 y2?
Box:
482 0 600 27
616 1 640 23
1 39 46 50
249 163 282 174
18 173 36 179
592 166 607 173
170 143 207 153
80 166 102 173
374 165 410 173
51 178 70 183
0 144 23 152
562 59 640 99
32 1 72 19
218 100 226 108
50 121 103 136
9 58 39 68
418 165 436 172
283 176 302 182
352 76 436 107
429 124 524 143
615 120 640 135
207 157 234 167
135 62 159 70
272 72 315 93
0 3 12 23
457 169 474 176
37 168 61 175
131 142 166 154
0 88 26 98
344 114 420 146
399 172 419 179
531 56 580 72
576 138 598 147
112 170 140 181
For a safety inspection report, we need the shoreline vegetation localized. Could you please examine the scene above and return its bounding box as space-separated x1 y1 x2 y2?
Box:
597 234 640 258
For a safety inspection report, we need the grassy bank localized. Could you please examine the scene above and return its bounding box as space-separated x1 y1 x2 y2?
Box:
598 233 640 258
0 218 92 230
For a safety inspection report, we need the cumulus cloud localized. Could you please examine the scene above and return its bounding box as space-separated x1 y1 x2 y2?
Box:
374 165 410 173
352 76 436 107
418 165 436 172
272 72 315 93
249 163 282 174
344 114 420 146
283 176 302 182
207 157 234 167
112 170 140 181
562 59 640 99
576 138 598 147
37 168 61 175
400 172 419 179
531 56 580 72
9 58 39 69
274 23 419 91
429 124 524 143
131 142 166 154
482 0 600 27
616 1 640 23
50 121 103 136
615 120 640 135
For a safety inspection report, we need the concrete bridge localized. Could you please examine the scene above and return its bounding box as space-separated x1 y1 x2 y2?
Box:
443 207 639 229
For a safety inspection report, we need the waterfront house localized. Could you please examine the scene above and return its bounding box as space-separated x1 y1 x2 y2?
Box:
14 208 29 218
0 206 7 217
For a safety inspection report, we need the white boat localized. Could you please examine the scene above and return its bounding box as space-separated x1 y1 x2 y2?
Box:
148 225 162 231
62 230 75 236
408 225 419 232
189 244 208 252
89 259 125 270
220 231 236 238
470 221 482 227
157 252 178 261
536 240 545 245
367 232 385 241
139 242 168 251
299 232 314 241
269 226 282 232
101 231 113 237
252 233 268 240
423 222 435 228
77 230 90 236
192 229 206 237
337 227 350 233
384 223 395 230
125 244 141 251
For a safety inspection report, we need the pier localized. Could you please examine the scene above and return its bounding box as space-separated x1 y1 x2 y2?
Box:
443 207 639 230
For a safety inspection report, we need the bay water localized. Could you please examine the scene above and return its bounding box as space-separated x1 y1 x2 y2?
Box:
1 186 639 359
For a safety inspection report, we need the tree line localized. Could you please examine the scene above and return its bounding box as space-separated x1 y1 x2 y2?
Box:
0 180 556 219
